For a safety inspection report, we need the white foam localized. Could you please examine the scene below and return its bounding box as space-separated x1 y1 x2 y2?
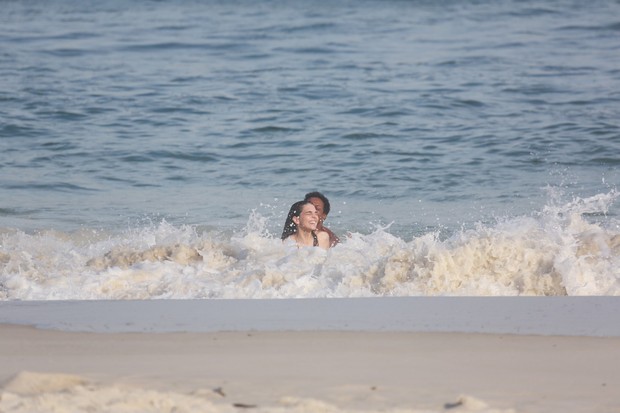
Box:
0 191 618 299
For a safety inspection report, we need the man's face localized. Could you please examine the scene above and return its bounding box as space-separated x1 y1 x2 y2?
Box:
307 197 327 223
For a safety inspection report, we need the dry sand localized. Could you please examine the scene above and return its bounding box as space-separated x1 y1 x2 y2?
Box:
1 323 619 413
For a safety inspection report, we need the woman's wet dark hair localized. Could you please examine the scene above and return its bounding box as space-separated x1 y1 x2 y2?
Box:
281 200 313 240
304 191 330 215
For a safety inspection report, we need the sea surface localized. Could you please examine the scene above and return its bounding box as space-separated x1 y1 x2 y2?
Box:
1 0 619 299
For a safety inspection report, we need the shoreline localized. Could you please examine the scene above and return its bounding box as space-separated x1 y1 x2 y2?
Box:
1 324 619 413
2 298 619 412
1 296 619 336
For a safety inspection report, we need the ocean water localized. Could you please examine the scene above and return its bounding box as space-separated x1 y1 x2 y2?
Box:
1 0 619 298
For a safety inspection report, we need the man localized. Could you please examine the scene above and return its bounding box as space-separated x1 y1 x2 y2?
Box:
304 191 340 247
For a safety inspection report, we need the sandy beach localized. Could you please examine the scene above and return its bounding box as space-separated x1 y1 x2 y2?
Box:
1 313 620 412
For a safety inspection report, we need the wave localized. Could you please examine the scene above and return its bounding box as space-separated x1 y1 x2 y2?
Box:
1 190 618 300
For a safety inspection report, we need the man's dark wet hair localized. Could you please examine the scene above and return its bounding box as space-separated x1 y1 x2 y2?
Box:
304 191 331 215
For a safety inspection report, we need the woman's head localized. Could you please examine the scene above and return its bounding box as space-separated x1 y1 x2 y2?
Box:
281 200 318 240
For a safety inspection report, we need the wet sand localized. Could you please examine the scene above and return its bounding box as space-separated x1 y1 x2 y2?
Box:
1 298 619 412
1 297 619 335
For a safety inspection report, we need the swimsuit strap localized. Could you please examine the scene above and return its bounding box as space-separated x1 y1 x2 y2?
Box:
312 231 318 247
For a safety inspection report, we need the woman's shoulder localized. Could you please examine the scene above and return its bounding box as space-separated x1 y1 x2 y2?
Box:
316 230 330 249
283 234 296 243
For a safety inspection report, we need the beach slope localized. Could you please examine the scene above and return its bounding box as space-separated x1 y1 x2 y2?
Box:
1 323 619 413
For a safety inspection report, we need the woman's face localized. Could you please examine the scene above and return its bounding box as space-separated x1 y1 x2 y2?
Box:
307 196 327 223
293 203 319 231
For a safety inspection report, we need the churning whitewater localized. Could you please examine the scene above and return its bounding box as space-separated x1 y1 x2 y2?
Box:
2 190 618 299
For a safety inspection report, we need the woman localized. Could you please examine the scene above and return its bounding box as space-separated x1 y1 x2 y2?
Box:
281 200 330 249
304 191 340 247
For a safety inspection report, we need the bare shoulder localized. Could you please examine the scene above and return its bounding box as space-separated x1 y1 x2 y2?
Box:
316 230 330 249
323 226 340 246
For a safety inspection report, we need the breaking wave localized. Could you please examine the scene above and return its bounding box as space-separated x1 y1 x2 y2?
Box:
1 190 618 299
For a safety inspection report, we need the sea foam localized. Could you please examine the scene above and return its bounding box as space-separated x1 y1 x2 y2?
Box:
1 191 618 300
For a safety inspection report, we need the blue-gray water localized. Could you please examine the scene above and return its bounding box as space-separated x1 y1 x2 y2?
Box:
1 0 619 299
